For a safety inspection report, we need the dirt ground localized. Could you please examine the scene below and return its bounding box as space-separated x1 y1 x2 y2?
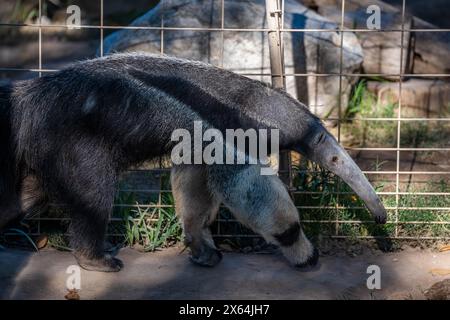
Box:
0 245 449 300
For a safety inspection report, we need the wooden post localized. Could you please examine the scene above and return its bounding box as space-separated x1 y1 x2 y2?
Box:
265 0 291 186
265 0 285 88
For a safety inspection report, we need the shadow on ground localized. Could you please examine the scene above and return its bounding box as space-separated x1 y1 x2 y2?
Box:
1 245 449 300
0 248 35 299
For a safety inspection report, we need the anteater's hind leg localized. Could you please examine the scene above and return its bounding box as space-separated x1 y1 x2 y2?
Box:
19 175 48 218
208 165 319 268
0 201 21 231
171 165 222 267
0 175 48 230
0 175 49 231
45 142 122 272
0 163 20 230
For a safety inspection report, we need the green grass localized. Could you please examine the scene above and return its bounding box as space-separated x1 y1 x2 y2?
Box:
9 0 38 23
343 80 397 148
120 193 182 252
292 158 394 239
396 181 450 238
292 79 450 240
342 79 449 149
47 233 72 251
291 158 449 239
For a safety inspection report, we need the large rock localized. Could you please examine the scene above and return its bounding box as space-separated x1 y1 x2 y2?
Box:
102 0 364 118
311 0 450 77
366 79 450 118
410 18 450 75
384 0 450 28
312 0 409 78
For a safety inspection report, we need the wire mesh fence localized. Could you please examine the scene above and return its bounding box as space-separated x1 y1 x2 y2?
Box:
0 0 449 244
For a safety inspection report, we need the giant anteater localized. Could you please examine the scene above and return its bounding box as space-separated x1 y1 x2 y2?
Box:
0 53 386 271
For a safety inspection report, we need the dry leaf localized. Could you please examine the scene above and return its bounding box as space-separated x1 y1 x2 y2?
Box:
429 268 450 276
438 245 450 252
424 279 450 300
219 244 233 252
35 234 48 250
65 289 80 300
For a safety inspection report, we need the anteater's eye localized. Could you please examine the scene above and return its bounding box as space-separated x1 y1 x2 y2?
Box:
315 132 326 145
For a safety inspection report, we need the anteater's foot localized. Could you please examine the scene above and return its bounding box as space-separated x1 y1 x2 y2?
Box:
189 246 223 267
294 247 319 270
75 253 123 272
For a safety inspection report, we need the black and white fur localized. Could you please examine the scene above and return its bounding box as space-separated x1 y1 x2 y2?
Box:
0 53 386 271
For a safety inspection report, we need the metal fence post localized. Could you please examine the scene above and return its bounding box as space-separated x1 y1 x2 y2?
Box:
265 0 292 186
265 0 285 88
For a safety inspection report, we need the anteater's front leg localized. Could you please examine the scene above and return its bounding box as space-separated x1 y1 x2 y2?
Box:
208 165 319 268
171 165 222 267
46 141 122 272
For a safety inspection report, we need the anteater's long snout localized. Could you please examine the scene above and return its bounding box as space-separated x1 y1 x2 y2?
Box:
296 131 387 224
